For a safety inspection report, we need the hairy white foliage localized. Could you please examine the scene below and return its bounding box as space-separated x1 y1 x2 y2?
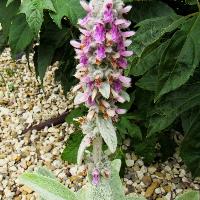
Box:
96 117 117 153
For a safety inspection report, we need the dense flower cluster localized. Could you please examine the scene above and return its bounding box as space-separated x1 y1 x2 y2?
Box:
71 0 134 122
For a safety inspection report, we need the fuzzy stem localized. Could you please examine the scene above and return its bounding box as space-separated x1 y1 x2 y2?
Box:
93 136 103 165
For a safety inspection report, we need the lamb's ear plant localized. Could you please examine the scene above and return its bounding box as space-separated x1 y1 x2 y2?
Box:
18 0 200 199
19 0 135 199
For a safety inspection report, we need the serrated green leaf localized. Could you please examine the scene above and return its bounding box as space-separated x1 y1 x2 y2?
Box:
128 1 175 23
61 131 83 163
0 30 7 54
148 82 200 136
50 0 85 28
131 40 170 76
134 137 157 164
175 190 200 200
0 0 20 36
19 0 56 34
180 107 200 177
6 0 15 7
132 15 184 56
155 14 200 101
185 0 198 5
34 15 69 82
19 173 77 200
8 14 34 57
117 116 142 140
136 67 158 92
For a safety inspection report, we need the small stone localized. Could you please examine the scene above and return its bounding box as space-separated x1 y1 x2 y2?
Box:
163 185 172 193
145 181 160 198
142 176 152 187
20 186 33 194
126 159 135 167
148 166 157 174
155 187 162 194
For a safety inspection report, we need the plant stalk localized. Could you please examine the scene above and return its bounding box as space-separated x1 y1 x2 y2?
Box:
93 136 103 165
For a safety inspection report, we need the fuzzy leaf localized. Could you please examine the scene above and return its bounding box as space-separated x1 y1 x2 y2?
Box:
50 0 85 28
19 0 56 34
77 129 98 165
19 173 77 200
36 167 56 180
99 82 111 99
8 14 34 57
175 190 199 200
180 107 200 177
61 131 83 164
96 117 117 153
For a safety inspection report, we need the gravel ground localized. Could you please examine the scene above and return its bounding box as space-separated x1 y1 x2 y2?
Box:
0 49 199 200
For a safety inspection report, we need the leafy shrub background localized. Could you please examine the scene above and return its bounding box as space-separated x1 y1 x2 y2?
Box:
0 0 200 177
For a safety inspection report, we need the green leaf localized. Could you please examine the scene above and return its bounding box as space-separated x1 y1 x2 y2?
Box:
148 82 200 136
19 173 77 200
34 15 69 82
131 40 170 76
126 195 146 200
50 0 85 28
19 0 56 34
96 117 117 153
36 167 56 180
128 1 175 23
0 30 7 54
180 107 200 177
117 116 142 140
136 67 158 92
155 14 200 100
61 131 83 163
185 0 198 5
8 14 34 57
132 15 184 56
109 160 126 200
6 0 15 7
134 137 157 164
0 0 20 36
65 105 87 124
175 190 200 200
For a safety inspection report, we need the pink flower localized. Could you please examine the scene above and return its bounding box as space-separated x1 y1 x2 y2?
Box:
117 57 128 68
97 44 106 60
103 3 114 23
92 169 100 186
94 23 106 43
113 79 122 93
111 24 120 42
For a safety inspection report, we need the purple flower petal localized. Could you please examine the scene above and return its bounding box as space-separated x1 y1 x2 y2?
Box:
113 79 122 93
122 5 132 13
111 24 120 42
97 44 106 60
92 169 100 186
117 57 128 68
94 23 106 43
103 3 114 23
